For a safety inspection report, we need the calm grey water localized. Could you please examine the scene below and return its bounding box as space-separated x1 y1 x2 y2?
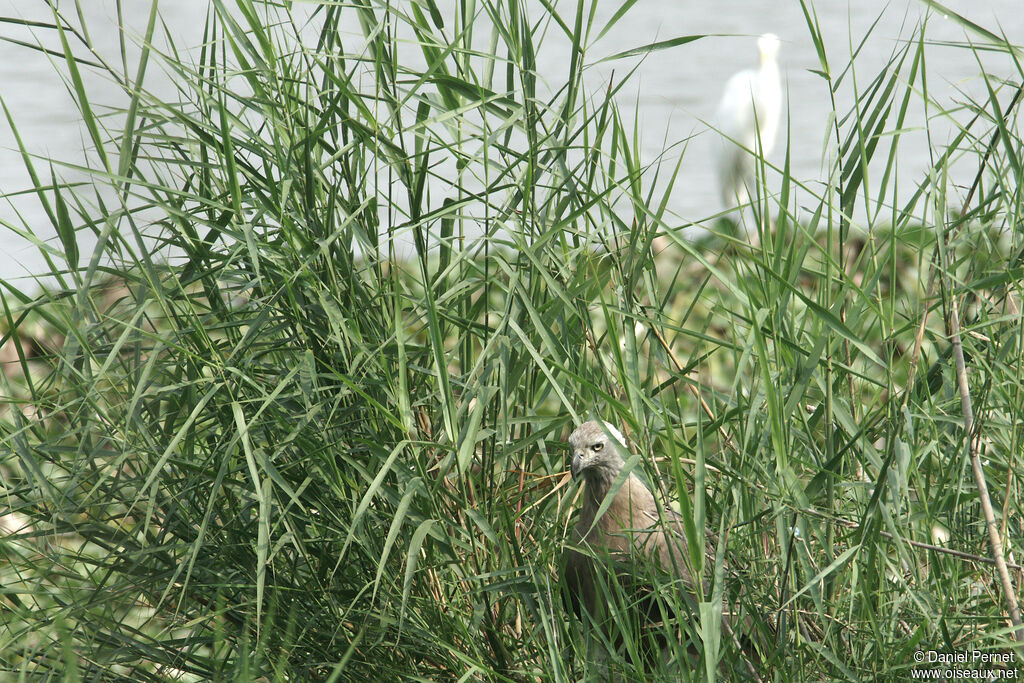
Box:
1 0 1021 283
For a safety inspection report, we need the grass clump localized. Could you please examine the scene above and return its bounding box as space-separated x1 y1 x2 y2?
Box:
2 0 1024 680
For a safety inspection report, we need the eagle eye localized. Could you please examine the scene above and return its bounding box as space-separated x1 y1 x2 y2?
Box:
592 442 603 452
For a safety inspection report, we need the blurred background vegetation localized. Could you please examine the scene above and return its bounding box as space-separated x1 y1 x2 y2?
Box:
1 0 1023 680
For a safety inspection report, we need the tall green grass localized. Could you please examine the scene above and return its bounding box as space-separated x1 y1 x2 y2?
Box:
1 0 1023 680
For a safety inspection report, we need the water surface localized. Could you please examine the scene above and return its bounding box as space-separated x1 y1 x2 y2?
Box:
1 0 1020 282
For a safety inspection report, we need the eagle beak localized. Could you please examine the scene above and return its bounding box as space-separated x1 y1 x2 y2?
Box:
570 452 584 480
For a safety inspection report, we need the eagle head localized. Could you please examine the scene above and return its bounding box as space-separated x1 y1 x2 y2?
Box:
569 420 627 481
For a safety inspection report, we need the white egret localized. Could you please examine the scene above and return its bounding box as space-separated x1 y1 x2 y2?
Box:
715 33 782 208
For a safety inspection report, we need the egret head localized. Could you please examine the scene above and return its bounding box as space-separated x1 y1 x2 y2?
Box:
758 33 780 63
569 420 627 481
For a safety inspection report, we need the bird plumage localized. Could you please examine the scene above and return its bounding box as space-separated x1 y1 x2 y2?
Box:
561 420 773 680
715 33 782 208
561 421 704 675
565 421 697 584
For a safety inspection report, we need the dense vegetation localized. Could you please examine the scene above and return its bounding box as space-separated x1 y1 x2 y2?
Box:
1 0 1023 680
